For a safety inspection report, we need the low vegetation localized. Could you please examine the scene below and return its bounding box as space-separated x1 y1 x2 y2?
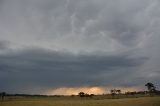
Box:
0 96 160 106
0 82 160 106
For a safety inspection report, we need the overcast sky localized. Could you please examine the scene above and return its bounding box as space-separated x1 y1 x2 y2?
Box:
0 0 160 94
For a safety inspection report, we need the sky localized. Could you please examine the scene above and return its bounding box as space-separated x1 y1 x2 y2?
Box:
0 0 160 95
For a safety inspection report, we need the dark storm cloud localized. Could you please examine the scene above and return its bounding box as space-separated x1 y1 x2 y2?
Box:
0 0 160 93
0 48 148 93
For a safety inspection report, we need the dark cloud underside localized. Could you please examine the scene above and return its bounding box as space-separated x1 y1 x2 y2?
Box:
0 0 160 93
0 48 148 93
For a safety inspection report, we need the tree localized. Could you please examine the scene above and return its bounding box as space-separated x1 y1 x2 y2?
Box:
145 82 156 93
116 90 121 94
110 89 116 95
0 92 6 101
78 92 85 97
145 82 157 96
110 89 117 99
110 89 121 95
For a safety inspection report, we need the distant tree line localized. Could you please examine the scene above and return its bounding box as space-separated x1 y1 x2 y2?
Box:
77 82 160 98
117 82 160 96
78 92 94 97
110 89 121 95
1 82 160 100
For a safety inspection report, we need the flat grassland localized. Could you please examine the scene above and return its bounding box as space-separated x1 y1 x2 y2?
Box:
0 96 160 106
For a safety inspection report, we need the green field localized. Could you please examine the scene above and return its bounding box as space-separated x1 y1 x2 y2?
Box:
0 96 160 106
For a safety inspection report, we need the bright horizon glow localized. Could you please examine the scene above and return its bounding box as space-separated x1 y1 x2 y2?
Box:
45 86 142 95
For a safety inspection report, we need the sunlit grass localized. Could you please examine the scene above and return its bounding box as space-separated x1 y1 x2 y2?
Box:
0 96 160 106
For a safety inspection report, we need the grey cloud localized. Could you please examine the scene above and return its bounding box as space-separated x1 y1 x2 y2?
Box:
1 0 158 52
80 0 153 46
0 41 7 50
0 48 148 93
0 40 10 51
0 0 160 93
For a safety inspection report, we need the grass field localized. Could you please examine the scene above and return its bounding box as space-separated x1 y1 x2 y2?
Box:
0 96 160 106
